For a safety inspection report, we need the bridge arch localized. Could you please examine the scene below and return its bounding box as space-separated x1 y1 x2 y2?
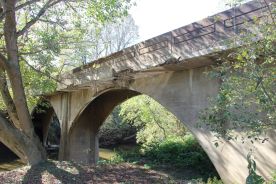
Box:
58 67 276 183
31 100 61 155
68 88 141 163
66 86 217 170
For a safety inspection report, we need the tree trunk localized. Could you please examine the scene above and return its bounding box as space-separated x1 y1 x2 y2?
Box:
3 0 34 135
0 114 46 165
0 0 47 165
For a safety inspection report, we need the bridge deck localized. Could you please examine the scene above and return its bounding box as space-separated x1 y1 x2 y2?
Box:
56 0 275 92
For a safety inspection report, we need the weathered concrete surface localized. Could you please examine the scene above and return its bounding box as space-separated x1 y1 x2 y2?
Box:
44 67 276 184
56 0 274 91
129 68 276 183
34 1 276 183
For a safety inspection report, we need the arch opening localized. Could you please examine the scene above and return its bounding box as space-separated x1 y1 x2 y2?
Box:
0 101 61 170
68 89 140 163
68 88 219 181
32 101 61 160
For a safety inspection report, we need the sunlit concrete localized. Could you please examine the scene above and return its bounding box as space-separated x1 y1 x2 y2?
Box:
36 1 276 183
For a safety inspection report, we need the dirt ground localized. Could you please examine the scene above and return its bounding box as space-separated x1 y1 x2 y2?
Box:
0 160 198 184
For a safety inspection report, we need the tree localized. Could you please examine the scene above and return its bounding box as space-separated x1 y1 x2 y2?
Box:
0 0 134 165
200 0 275 142
119 95 187 148
62 15 139 68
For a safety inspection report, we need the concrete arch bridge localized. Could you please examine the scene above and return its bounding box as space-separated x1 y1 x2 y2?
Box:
33 1 276 183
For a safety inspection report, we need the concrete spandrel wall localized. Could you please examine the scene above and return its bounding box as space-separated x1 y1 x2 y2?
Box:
130 67 217 125
48 85 114 132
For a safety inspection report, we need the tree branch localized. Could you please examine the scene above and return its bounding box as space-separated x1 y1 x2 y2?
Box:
15 0 40 11
146 102 167 138
38 18 66 29
0 66 21 129
19 49 44 55
16 0 52 37
17 0 64 37
0 0 40 22
2 0 36 136
20 56 67 86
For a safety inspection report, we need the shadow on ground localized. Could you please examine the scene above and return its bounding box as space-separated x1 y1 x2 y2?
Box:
10 161 170 184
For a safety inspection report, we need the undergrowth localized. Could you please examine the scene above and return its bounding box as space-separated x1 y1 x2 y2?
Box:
102 134 220 182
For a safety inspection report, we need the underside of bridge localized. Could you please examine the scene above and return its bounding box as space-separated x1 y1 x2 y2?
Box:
68 89 140 163
32 102 61 159
32 103 55 147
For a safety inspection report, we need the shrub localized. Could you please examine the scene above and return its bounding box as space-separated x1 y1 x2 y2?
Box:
141 134 217 174
99 108 136 147
206 177 223 184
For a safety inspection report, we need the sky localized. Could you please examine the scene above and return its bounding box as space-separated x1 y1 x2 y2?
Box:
129 0 230 42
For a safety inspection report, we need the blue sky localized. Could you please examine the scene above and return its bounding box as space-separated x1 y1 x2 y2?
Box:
129 0 230 42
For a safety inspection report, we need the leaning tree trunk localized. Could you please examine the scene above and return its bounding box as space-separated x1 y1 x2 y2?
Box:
0 114 46 164
0 0 46 165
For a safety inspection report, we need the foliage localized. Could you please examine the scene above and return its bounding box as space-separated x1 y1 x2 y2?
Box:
64 15 139 67
0 0 136 110
119 95 187 148
0 0 136 164
99 107 136 147
200 2 276 140
270 171 276 183
142 135 216 174
110 146 141 164
106 135 217 177
99 95 218 177
206 177 224 184
246 153 265 184
20 62 57 108
0 97 4 109
19 1 137 107
187 176 223 184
